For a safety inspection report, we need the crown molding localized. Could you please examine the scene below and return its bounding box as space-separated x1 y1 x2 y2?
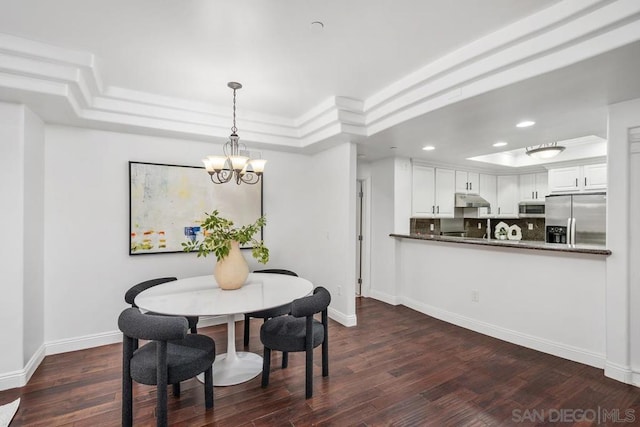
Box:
0 0 638 150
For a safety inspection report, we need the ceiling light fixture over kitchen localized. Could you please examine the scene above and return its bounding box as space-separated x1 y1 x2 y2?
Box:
493 141 508 147
422 145 435 151
525 142 566 159
516 120 536 128
202 82 265 185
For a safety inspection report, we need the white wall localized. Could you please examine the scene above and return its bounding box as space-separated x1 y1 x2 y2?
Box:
606 97 640 384
303 143 357 325
0 103 26 375
0 102 45 387
396 238 607 367
368 157 398 304
22 107 45 366
42 125 351 349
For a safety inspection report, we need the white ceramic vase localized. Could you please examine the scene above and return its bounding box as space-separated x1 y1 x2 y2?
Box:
213 241 249 290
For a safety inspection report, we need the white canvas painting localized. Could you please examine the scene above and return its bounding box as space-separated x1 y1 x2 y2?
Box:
129 162 262 254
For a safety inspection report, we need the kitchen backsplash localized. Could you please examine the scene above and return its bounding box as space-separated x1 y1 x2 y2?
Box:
410 217 546 241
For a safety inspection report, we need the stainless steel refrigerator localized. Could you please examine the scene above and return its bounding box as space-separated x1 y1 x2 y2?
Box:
545 193 606 245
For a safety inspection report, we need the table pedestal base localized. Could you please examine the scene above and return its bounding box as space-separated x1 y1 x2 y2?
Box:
212 351 262 386
198 313 264 386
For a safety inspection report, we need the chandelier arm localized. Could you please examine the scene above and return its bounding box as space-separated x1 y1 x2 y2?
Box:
237 172 261 185
209 170 233 184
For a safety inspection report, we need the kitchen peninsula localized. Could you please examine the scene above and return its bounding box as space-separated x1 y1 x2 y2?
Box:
387 229 609 373
390 233 611 255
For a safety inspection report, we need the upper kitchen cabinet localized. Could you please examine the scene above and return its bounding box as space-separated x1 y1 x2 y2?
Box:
496 175 519 217
455 170 479 194
548 163 607 193
411 165 455 218
583 164 607 190
411 165 436 217
519 172 548 201
478 174 497 218
435 168 456 217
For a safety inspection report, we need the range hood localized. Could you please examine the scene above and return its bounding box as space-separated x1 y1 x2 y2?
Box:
455 193 490 208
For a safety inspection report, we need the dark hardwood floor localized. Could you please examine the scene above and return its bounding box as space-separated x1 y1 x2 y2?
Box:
2 297 639 426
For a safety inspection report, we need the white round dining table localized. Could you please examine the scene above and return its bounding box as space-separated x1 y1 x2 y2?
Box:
134 273 313 386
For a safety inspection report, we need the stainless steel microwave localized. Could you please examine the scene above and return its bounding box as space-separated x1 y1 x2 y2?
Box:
518 201 545 218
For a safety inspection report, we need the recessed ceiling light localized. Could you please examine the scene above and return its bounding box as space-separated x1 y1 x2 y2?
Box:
516 120 535 128
493 141 508 147
422 145 435 151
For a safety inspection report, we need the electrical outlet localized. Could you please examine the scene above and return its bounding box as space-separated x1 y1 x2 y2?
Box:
528 223 534 230
430 224 434 231
478 222 482 229
471 290 480 302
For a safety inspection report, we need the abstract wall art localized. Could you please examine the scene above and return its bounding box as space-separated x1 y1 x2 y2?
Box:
129 161 263 255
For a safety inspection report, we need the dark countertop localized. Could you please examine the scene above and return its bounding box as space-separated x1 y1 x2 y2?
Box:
390 233 611 256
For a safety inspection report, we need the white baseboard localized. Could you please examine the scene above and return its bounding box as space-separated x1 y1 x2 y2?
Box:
0 344 45 391
368 289 399 306
45 330 123 356
45 314 240 357
328 307 357 327
399 296 606 370
605 361 634 384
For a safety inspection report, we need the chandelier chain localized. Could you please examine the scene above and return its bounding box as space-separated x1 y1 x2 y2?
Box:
231 87 237 134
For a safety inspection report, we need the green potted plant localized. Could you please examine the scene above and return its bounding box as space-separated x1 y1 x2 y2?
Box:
182 210 269 290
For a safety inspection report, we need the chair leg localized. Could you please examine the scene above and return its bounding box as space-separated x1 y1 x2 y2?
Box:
282 351 289 368
322 339 329 377
190 325 198 334
305 347 313 399
172 383 180 397
122 337 133 427
243 314 250 347
156 342 168 427
262 347 271 388
204 366 214 409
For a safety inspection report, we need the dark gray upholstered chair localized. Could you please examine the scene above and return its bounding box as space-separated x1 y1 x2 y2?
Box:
125 277 199 334
118 308 215 427
243 269 298 346
260 286 331 398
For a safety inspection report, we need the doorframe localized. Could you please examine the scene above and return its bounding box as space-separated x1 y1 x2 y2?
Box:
357 177 372 297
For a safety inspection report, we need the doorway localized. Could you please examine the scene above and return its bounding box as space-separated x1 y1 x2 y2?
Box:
356 179 369 297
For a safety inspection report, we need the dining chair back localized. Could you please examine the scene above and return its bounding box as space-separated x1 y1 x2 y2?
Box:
125 277 199 333
118 308 215 427
243 269 298 346
260 286 331 398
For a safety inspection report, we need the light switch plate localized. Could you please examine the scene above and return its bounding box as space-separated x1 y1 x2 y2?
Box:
528 223 534 230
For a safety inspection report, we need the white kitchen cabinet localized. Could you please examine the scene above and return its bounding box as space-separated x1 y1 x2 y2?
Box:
435 168 455 217
519 172 548 201
455 170 479 194
411 165 436 217
583 163 607 190
548 163 606 193
411 166 455 217
496 175 519 217
548 166 581 193
478 173 497 218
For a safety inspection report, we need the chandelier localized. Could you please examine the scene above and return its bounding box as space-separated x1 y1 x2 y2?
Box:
525 142 565 160
202 82 266 185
